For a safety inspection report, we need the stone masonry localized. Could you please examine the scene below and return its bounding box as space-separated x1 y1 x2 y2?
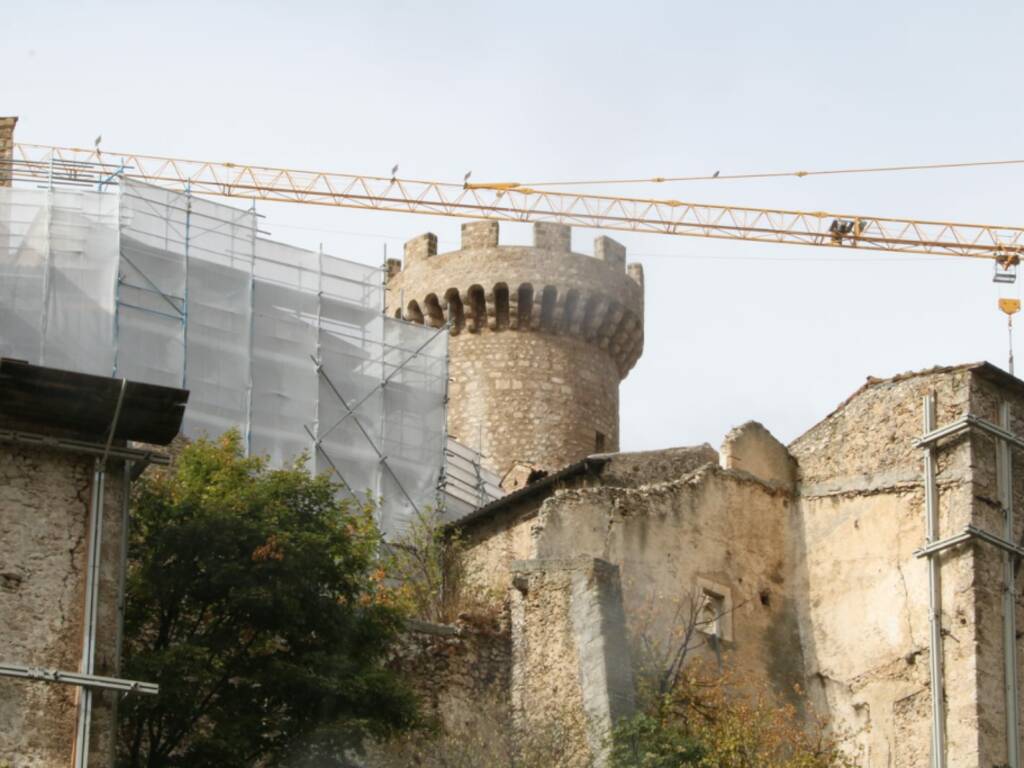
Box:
1 116 17 187
449 362 1024 766
509 557 635 768
377 557 635 768
385 221 644 480
789 363 1024 766
0 443 127 767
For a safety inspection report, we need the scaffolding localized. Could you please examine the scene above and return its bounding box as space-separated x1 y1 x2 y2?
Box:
916 398 1023 768
0 178 449 537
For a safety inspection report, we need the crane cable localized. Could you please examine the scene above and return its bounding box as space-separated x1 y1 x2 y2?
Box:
506 157 1024 189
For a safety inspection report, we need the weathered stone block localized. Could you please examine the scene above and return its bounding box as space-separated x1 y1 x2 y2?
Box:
627 262 644 288
534 222 571 251
461 220 499 250
594 236 626 270
719 420 796 490
404 232 437 263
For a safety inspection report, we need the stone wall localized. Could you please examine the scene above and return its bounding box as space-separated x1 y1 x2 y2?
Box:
0 116 17 187
459 437 804 703
509 557 634 768
965 369 1024 767
440 362 1024 767
458 446 718 596
0 444 127 767
448 330 620 478
372 560 633 768
397 618 512 735
787 365 993 766
386 221 644 478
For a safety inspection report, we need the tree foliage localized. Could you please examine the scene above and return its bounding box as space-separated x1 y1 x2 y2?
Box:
612 586 852 768
117 432 416 767
382 507 497 624
611 666 852 768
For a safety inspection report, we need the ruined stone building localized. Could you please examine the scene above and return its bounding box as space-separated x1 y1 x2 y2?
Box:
387 222 1024 768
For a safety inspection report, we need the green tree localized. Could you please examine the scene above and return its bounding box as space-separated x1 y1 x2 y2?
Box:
117 432 416 768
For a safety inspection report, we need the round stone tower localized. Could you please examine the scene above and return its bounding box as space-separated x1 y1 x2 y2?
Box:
385 221 644 480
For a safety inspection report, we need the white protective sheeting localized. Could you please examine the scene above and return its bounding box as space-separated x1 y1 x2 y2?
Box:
0 179 449 538
116 183 188 387
0 188 119 375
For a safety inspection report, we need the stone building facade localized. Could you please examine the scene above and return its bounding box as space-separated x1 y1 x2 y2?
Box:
1 440 128 766
390 362 1024 767
385 221 644 481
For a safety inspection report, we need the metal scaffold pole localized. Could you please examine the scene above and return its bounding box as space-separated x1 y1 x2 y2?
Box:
998 402 1021 768
922 393 947 768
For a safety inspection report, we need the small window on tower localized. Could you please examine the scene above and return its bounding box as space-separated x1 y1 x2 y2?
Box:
595 432 606 452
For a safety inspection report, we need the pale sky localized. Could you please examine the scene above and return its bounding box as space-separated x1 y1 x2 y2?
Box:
5 0 1024 452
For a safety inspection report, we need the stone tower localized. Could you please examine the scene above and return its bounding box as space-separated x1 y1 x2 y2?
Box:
385 221 644 480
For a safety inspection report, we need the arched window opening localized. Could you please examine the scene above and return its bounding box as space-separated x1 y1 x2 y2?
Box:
540 286 558 331
444 288 465 332
467 285 486 332
517 284 534 329
424 293 445 328
406 299 424 325
494 283 510 330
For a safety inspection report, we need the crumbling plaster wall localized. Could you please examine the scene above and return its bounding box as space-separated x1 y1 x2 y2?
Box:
531 463 802 698
788 367 980 766
459 437 803 701
459 445 720 596
0 444 127 768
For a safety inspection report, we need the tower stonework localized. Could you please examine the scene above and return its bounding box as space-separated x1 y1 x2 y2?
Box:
0 116 17 187
386 221 644 480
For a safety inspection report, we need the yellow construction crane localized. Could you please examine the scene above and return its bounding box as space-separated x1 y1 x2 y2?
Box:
8 142 1024 274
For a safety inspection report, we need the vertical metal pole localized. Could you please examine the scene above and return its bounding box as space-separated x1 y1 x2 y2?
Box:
113 460 132 672
38 184 53 366
112 180 124 377
1010 316 1016 377
377 243 388 526
313 244 324 466
924 393 947 768
439 319 451 515
73 461 105 768
73 379 125 766
181 182 191 389
999 402 1021 767
244 203 257 455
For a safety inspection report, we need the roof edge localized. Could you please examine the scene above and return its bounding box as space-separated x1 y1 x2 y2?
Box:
446 455 609 532
788 361 1022 448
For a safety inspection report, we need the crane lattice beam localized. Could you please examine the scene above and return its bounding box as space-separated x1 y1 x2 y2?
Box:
8 142 1024 260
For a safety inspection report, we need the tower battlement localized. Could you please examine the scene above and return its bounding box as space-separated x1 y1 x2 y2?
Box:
386 221 645 479
388 221 644 377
